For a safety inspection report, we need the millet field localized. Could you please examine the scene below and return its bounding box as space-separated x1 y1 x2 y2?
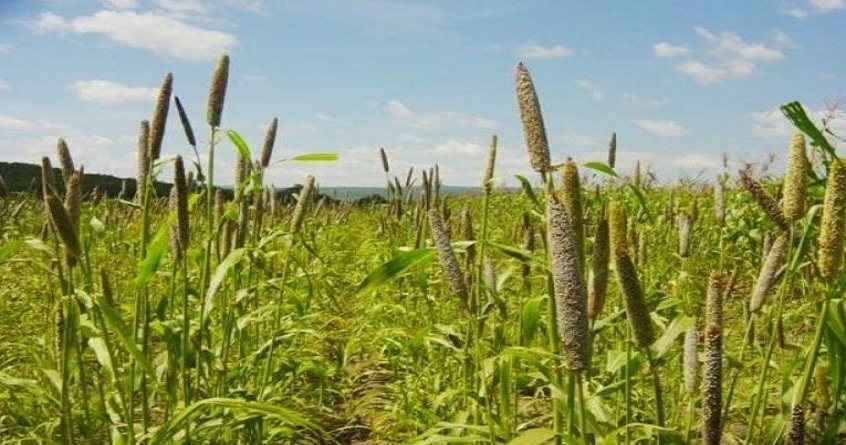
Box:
0 55 844 444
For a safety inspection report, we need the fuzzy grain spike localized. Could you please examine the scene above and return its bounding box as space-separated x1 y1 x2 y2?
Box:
683 325 698 395
547 193 589 371
515 62 551 172
739 167 789 231
783 132 808 222
136 120 150 202
56 138 74 184
429 208 470 304
41 156 56 197
588 216 609 319
749 233 787 312
149 72 172 161
701 323 722 445
207 53 230 127
787 404 805 445
45 188 81 265
609 202 655 347
483 135 497 190
260 118 279 168
608 132 617 168
290 175 315 234
819 158 846 281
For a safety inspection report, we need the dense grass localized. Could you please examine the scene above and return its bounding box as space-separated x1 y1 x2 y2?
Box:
0 57 845 444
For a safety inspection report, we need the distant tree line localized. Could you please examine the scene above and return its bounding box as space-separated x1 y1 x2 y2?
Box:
0 161 386 206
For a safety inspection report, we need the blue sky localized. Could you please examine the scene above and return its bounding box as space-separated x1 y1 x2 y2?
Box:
0 0 843 187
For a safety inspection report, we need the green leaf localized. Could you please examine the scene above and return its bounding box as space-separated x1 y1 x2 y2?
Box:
146 398 320 444
780 101 835 157
356 248 436 295
0 239 21 265
134 215 173 287
521 297 544 343
94 295 155 379
291 153 339 161
227 129 251 161
506 428 557 445
514 174 542 213
627 184 652 221
583 161 619 178
483 240 532 263
202 248 247 318
651 316 695 359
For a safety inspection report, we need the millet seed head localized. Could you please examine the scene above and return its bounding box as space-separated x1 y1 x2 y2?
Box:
818 157 846 281
515 62 551 173
207 53 230 128
783 132 808 222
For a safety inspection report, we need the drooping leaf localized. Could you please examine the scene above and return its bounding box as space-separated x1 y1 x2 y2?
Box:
134 215 173 287
584 161 619 178
291 153 339 161
514 174 542 213
651 315 695 359
147 397 320 444
202 248 247 318
227 129 251 161
356 248 436 295
506 428 557 445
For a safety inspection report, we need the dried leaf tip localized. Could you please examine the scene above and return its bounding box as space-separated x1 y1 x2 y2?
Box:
515 62 551 173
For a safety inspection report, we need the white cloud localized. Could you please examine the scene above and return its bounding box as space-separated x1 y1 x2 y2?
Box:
695 26 784 61
20 10 236 60
576 79 604 100
672 153 720 170
622 93 671 107
810 0 846 11
431 140 485 157
560 129 602 148
786 0 845 17
665 27 785 85
71 79 157 104
0 115 65 132
749 105 846 140
516 43 574 60
0 44 12 53
226 0 268 14
633 119 688 137
152 0 211 17
386 100 496 131
0 79 9 91
20 12 70 33
102 0 138 9
653 42 689 58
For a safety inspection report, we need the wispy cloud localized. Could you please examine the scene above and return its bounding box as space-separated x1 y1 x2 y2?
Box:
431 140 485 157
0 115 65 132
655 27 787 84
576 79 603 100
622 93 671 107
71 79 157 104
101 0 138 9
386 100 496 131
0 44 13 53
19 10 236 60
653 42 689 57
0 79 10 91
516 43 574 60
785 0 845 18
633 119 688 137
